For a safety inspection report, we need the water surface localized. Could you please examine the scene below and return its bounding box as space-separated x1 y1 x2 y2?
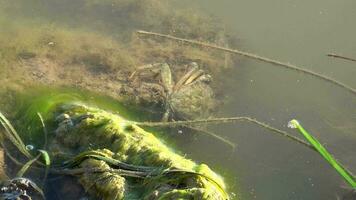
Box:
175 1 356 199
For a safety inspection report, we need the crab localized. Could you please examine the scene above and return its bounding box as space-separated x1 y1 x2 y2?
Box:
130 62 216 121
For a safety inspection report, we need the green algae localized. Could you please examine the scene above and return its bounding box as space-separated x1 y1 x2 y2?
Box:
48 103 230 199
7 87 156 144
0 89 231 199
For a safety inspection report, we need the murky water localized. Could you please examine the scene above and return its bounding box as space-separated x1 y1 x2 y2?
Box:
176 1 356 199
0 0 355 199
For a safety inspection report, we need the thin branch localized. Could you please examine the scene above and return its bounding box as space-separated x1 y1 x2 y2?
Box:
137 30 356 95
327 53 356 63
184 125 236 149
133 117 316 152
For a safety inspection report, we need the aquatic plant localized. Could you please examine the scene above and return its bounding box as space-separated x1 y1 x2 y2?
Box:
288 119 356 188
0 112 32 159
0 112 49 199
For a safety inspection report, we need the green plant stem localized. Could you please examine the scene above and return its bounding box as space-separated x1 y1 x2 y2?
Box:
289 119 356 188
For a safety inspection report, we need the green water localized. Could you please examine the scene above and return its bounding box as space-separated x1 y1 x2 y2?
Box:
0 0 355 199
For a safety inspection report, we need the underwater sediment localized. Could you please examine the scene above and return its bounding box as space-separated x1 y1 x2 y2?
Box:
0 0 239 120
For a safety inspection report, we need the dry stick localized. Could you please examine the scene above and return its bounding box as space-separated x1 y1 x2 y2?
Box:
133 117 316 152
327 53 356 63
137 30 356 95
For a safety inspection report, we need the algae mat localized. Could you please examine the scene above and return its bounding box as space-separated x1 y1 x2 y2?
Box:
46 102 230 199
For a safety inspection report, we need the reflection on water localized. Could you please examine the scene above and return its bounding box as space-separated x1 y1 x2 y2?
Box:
0 0 355 199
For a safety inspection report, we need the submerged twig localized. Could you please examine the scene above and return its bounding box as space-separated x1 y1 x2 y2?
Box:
133 117 316 152
327 53 356 63
137 30 356 95
184 125 236 149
